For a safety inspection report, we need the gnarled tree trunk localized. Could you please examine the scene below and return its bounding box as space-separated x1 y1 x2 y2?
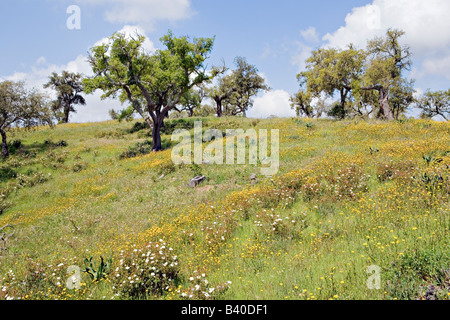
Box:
63 108 70 124
0 129 9 158
151 108 170 152
379 87 395 120
152 120 163 152
215 97 223 118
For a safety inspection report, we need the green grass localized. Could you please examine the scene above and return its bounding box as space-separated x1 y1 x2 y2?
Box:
0 117 448 300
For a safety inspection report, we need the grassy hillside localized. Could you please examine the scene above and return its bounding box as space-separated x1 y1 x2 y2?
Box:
0 117 449 300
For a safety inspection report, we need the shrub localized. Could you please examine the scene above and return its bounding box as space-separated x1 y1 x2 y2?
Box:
111 241 180 299
83 256 112 282
127 121 151 134
327 103 348 120
158 161 176 176
0 187 12 215
161 118 196 135
176 271 231 300
386 250 450 300
7 140 22 155
15 172 50 188
44 140 68 148
95 129 126 139
119 141 153 159
254 209 303 239
377 160 416 183
0 257 82 300
301 164 370 202
72 162 88 173
0 166 16 182
43 150 69 164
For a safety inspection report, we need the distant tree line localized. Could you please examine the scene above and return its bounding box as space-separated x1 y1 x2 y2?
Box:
291 29 449 121
0 29 449 157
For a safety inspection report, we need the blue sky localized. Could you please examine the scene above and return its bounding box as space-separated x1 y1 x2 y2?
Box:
1 0 449 121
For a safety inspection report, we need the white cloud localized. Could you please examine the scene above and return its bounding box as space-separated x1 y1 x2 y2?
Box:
321 0 450 81
323 0 450 53
300 27 319 43
322 3 384 50
421 55 450 80
75 0 193 31
93 25 155 53
290 43 313 73
248 90 294 119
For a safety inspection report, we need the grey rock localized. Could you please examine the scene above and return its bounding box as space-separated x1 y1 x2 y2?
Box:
189 175 206 188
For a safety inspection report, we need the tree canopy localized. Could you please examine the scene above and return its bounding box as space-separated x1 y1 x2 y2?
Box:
208 57 269 117
44 71 86 123
83 30 216 151
293 29 415 121
223 57 270 117
418 89 450 121
0 81 52 157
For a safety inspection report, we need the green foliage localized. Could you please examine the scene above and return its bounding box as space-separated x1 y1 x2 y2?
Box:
177 88 204 117
0 190 11 214
290 90 314 118
158 161 176 176
208 57 269 117
72 162 88 173
83 256 112 282
296 29 414 120
386 250 450 300
0 166 17 182
418 89 450 121
0 116 448 301
223 57 270 117
119 140 153 159
15 172 50 188
161 118 196 135
327 103 348 120
109 106 136 122
423 154 443 166
188 163 203 177
83 30 215 151
0 81 53 158
111 241 180 299
298 46 366 119
128 121 151 134
44 140 68 148
7 140 23 155
44 71 85 124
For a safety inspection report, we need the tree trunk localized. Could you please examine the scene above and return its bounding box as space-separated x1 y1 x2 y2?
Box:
379 87 395 120
340 89 347 111
0 129 9 158
63 109 70 123
63 100 71 124
215 98 223 118
152 120 162 152
151 111 168 152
